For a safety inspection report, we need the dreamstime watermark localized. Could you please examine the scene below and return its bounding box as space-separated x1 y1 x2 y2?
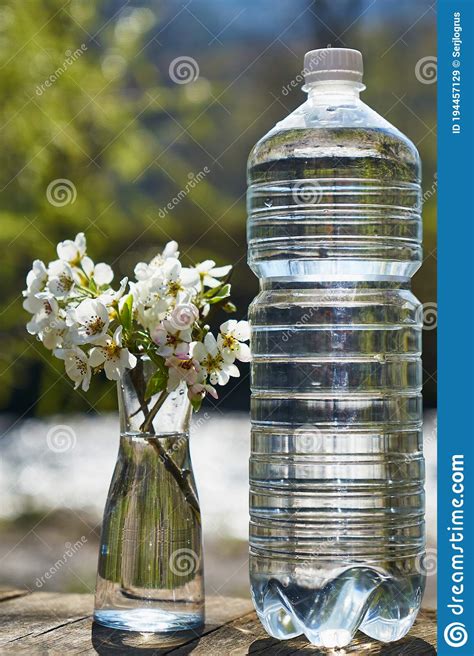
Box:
156 167 210 219
294 424 323 452
422 173 438 204
158 412 210 464
415 55 437 84
416 302 437 331
169 56 199 84
415 547 438 577
281 299 332 343
169 548 200 576
193 411 211 430
46 178 77 207
292 180 323 206
46 424 77 453
444 455 467 645
36 44 88 96
35 536 87 588
281 45 332 96
291 536 342 589
444 622 468 648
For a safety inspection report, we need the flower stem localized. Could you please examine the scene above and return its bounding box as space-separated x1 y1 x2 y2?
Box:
146 438 201 524
140 391 169 433
129 366 201 525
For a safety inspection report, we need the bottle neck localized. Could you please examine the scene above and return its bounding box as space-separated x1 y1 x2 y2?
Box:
304 80 364 104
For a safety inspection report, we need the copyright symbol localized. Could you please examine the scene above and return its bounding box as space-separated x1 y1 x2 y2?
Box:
453 59 460 68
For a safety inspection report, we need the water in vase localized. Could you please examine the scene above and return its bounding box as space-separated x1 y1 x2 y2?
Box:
94 370 204 634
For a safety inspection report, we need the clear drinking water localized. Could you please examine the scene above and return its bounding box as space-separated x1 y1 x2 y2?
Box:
247 48 425 648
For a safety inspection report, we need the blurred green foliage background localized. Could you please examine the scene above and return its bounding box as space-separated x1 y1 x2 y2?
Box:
0 0 436 415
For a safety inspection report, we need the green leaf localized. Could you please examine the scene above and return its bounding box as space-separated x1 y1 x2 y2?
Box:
190 396 202 412
207 283 231 304
125 292 133 314
203 282 231 300
145 357 169 399
119 294 134 332
147 350 166 369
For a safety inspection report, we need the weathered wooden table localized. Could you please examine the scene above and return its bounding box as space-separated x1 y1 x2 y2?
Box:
0 588 436 654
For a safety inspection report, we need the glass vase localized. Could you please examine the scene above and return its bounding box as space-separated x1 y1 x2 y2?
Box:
94 357 204 633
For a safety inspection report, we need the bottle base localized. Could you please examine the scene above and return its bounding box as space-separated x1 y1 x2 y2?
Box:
93 608 204 633
251 568 425 647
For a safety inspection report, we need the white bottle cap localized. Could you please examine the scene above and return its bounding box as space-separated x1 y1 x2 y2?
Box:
304 48 363 85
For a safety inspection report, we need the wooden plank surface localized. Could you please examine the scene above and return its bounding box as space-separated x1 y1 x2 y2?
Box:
172 609 437 656
0 593 253 654
0 591 436 654
0 588 30 603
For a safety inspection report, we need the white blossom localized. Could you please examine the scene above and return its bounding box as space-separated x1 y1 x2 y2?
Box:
150 240 180 265
89 326 137 380
82 257 114 286
192 333 240 385
131 256 198 330
195 260 231 288
134 261 153 282
57 232 86 265
188 381 218 402
24 293 60 334
69 298 110 344
168 303 199 331
23 234 249 410
129 276 168 330
25 260 48 295
151 320 192 357
56 347 92 391
99 277 129 306
134 241 180 281
47 260 75 299
23 289 70 349
165 355 201 392
41 317 69 350
161 258 200 299
217 320 251 362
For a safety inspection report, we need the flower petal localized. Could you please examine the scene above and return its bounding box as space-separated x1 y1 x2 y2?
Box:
113 325 123 346
204 332 218 355
203 275 224 288
192 341 206 360
236 342 251 362
162 241 179 259
220 320 235 334
180 267 200 288
209 264 231 277
227 363 240 378
235 320 250 341
81 256 94 277
217 370 229 385
89 347 106 367
104 360 121 380
94 262 114 285
196 260 215 272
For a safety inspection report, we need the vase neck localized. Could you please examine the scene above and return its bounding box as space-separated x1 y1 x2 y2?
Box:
118 358 191 436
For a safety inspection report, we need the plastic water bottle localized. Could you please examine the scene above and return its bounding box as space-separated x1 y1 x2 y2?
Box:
247 48 424 648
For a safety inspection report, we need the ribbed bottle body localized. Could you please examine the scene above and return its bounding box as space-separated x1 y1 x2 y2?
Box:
247 110 424 647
